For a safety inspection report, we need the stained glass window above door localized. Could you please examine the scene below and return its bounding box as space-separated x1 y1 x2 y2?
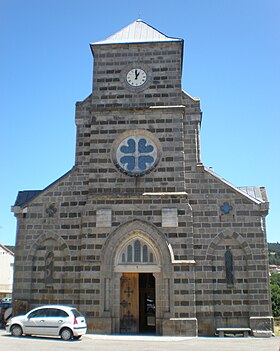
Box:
119 239 156 264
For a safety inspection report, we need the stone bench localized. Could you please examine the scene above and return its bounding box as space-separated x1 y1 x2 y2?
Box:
252 330 273 337
216 327 251 337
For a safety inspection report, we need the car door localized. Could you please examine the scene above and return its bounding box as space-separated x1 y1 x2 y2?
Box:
44 308 69 336
24 308 49 335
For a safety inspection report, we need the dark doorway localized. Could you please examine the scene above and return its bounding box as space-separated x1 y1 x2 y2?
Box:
139 273 156 334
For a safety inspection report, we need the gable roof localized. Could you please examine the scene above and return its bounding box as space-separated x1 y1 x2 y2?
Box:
13 168 73 209
91 19 182 46
14 190 42 207
238 186 268 203
204 166 269 206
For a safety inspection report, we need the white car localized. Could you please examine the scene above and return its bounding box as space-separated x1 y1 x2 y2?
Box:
6 305 87 340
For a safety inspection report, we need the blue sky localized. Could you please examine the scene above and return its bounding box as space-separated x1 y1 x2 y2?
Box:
1 0 279 245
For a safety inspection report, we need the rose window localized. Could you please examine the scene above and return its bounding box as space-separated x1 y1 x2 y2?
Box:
112 131 161 176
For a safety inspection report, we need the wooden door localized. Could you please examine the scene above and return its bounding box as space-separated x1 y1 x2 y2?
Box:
120 273 139 334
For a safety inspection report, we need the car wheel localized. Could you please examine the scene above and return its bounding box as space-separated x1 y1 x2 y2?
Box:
60 327 73 341
11 324 23 337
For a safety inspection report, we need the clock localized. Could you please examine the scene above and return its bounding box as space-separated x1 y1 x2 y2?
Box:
126 68 147 87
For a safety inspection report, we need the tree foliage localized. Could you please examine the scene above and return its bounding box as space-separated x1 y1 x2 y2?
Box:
268 243 280 266
271 273 280 317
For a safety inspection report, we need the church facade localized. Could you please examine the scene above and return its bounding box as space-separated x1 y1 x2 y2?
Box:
12 20 273 336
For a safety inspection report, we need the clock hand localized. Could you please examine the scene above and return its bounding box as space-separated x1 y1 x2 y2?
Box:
135 69 140 80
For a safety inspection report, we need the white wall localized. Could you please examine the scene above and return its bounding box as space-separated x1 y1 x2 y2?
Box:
0 246 14 296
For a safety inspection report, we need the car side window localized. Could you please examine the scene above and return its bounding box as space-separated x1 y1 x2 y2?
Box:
57 310 68 318
47 308 69 318
28 308 48 318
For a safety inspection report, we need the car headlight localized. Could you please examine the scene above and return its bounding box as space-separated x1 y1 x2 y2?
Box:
6 318 13 326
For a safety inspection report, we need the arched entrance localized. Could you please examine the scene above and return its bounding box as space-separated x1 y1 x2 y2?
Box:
115 233 160 334
120 272 156 334
100 219 173 335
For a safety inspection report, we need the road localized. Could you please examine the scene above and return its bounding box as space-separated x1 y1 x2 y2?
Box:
0 330 280 351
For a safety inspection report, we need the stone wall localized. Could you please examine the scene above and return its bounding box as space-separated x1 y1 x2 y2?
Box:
90 41 183 109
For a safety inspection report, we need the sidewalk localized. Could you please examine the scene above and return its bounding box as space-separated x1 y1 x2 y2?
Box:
84 333 280 351
85 333 194 341
1 329 280 351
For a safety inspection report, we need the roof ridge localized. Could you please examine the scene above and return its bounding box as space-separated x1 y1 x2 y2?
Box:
91 19 182 46
202 166 266 205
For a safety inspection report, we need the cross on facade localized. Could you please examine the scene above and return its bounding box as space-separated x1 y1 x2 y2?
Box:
124 286 133 298
220 202 233 215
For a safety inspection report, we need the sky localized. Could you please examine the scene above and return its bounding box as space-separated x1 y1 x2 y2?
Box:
1 0 279 245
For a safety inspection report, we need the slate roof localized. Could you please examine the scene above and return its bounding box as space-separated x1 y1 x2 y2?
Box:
238 186 268 203
91 19 182 46
14 190 42 207
204 166 268 205
13 169 73 208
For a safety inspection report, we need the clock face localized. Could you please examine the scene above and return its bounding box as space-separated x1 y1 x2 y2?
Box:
126 68 147 87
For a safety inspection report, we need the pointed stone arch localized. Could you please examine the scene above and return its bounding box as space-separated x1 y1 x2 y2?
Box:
27 232 71 261
205 229 252 261
25 232 72 305
201 230 254 331
101 218 173 274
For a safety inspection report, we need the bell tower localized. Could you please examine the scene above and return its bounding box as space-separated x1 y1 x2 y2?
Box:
89 19 184 109
75 20 201 194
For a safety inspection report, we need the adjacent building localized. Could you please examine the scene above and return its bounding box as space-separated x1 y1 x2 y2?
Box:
12 20 272 336
0 244 14 298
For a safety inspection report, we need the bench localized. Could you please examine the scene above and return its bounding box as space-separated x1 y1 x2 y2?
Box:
216 327 251 337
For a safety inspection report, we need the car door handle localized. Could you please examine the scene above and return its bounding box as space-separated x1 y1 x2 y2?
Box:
58 320 63 323
40 320 45 323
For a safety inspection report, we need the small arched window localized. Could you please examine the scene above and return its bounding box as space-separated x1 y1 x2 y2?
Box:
119 239 156 264
122 253 126 263
134 240 141 262
143 245 148 262
127 245 132 262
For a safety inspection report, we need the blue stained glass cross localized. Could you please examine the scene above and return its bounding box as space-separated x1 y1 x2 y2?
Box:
220 202 233 214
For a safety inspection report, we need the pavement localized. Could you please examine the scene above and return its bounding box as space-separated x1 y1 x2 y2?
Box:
1 329 280 351
85 334 280 351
